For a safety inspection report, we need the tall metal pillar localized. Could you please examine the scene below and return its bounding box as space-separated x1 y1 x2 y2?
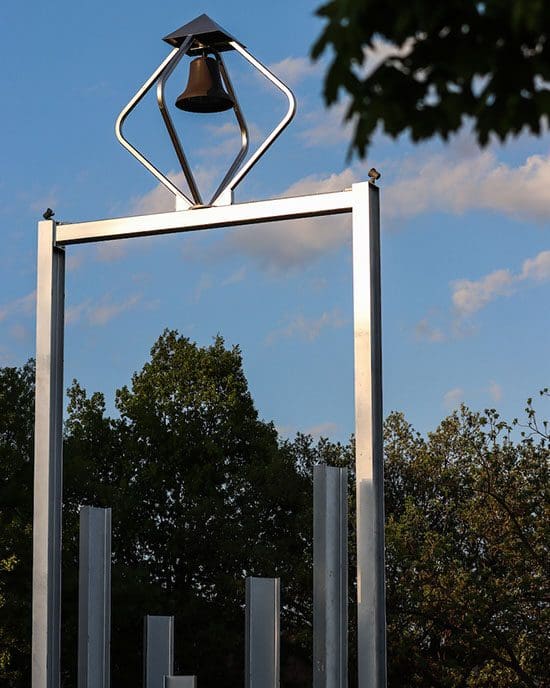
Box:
352 181 386 688
245 577 280 688
164 678 197 688
313 465 348 688
32 219 65 688
144 616 174 688
78 506 112 688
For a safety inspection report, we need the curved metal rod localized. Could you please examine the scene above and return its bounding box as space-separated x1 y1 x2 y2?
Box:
115 44 193 209
156 38 203 205
210 41 297 204
208 53 250 206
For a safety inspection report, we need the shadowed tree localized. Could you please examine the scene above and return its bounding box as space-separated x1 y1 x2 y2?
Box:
312 1 550 157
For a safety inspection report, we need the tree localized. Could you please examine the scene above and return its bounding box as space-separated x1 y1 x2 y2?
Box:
0 362 34 686
383 402 549 687
311 1 550 157
0 342 548 687
62 330 313 687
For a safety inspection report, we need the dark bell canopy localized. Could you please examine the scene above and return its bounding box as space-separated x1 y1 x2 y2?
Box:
163 14 244 54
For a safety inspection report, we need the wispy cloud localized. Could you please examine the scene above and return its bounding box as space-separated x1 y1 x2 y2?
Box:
385 150 550 223
0 291 36 322
488 381 503 403
443 387 464 410
267 56 321 86
127 133 550 273
414 317 445 343
304 421 340 439
221 266 247 286
451 249 550 318
192 274 213 303
266 308 347 344
66 294 146 326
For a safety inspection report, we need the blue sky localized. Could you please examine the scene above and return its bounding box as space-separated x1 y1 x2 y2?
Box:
1 0 549 441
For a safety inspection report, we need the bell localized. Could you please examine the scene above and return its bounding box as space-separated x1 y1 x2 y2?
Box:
175 56 235 113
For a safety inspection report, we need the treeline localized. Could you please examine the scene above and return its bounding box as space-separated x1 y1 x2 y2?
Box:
0 330 547 687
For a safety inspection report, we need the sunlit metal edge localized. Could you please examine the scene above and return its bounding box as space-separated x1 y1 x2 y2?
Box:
156 36 203 205
115 47 193 208
210 42 296 203
55 189 353 245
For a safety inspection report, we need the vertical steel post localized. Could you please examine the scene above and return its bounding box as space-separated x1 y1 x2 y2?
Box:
78 506 112 688
144 616 174 688
352 182 386 688
313 465 348 688
164 678 197 688
32 219 65 688
245 577 280 688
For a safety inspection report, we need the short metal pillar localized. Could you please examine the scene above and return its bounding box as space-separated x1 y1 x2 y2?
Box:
245 577 280 688
352 181 386 688
78 506 112 688
164 678 197 688
313 465 348 688
144 616 174 688
32 219 65 688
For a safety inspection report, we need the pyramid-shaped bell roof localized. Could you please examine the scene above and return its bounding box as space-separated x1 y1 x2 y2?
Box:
163 14 244 53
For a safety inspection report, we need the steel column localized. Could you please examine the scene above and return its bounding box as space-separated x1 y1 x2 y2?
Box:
164 678 197 688
352 182 386 688
78 507 111 688
313 465 348 688
32 219 65 688
144 616 175 688
245 577 280 688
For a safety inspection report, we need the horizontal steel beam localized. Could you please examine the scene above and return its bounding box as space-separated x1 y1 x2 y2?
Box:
55 190 353 246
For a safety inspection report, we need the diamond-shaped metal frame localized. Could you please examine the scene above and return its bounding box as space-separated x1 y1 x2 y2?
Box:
115 20 296 209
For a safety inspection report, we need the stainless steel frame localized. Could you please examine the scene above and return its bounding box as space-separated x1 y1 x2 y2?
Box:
32 182 385 688
115 39 294 209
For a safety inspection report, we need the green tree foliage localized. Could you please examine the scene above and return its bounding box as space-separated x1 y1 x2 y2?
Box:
384 403 548 687
0 338 548 687
61 331 313 687
0 362 34 685
311 1 550 157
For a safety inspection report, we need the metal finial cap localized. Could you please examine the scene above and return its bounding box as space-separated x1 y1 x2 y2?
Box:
163 13 244 54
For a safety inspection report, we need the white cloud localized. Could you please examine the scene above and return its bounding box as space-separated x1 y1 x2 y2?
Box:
192 274 213 303
304 421 340 439
443 387 464 410
126 132 550 273
488 381 503 403
452 269 516 317
0 291 36 322
385 150 550 223
267 56 321 86
414 317 445 342
521 249 550 281
67 294 144 326
198 121 263 159
88 295 141 326
266 308 347 344
451 249 550 318
300 101 354 149
221 266 247 286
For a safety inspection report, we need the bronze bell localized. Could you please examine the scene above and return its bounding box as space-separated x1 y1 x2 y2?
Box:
175 56 235 113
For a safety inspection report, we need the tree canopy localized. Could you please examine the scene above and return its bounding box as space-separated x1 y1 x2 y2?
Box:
311 0 550 157
0 333 548 687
